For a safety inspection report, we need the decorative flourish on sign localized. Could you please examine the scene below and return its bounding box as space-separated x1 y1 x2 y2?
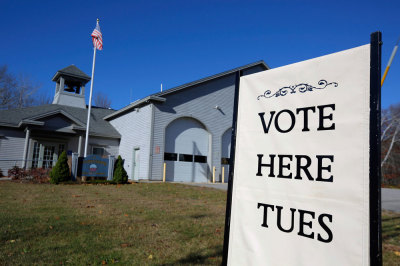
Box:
257 80 338 100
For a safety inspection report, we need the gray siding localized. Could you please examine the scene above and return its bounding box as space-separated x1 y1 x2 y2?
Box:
88 137 119 157
52 92 86 109
151 65 266 182
67 136 80 154
0 127 119 176
151 74 236 181
0 128 25 176
109 104 152 180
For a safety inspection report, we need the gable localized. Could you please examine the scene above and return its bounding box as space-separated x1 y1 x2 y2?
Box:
38 115 77 132
26 109 85 128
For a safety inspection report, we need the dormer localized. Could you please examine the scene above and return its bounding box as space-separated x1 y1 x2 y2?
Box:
52 65 91 108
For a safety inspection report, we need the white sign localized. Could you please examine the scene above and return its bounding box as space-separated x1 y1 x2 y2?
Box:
226 45 374 265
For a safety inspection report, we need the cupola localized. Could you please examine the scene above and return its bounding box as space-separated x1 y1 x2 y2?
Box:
52 65 91 108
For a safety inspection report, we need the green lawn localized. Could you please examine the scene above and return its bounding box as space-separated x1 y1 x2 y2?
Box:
0 182 225 265
0 181 399 265
382 210 400 265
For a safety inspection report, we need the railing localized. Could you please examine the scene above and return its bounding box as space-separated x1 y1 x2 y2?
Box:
0 159 56 168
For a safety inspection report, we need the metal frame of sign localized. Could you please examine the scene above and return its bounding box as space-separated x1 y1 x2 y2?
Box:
222 32 382 266
369 31 382 265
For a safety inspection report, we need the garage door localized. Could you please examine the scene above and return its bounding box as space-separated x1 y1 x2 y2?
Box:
164 117 209 182
221 128 231 182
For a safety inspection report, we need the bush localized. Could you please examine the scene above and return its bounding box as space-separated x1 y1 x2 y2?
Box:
50 151 70 184
113 155 128 184
27 168 51 183
8 166 27 180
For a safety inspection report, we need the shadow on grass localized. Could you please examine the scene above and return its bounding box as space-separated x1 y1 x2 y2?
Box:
382 216 400 222
190 214 208 219
161 246 223 266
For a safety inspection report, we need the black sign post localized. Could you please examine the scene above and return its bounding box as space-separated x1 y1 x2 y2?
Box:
369 31 382 266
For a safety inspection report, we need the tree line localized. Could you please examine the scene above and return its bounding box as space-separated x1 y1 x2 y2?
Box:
382 103 400 186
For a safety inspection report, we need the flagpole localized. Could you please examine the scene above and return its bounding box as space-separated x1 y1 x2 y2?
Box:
381 36 399 87
84 36 98 157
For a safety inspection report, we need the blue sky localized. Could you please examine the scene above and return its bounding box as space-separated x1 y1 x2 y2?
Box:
1 0 399 109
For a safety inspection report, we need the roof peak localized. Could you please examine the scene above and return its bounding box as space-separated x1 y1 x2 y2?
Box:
52 65 91 82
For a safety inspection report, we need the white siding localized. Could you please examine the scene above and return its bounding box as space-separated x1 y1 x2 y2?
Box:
0 128 25 176
109 104 152 180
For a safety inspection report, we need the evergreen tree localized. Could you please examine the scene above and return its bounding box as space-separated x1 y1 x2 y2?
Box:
50 151 70 184
113 155 128 184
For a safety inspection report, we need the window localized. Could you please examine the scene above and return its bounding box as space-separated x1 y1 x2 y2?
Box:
93 147 105 156
58 144 65 153
194 155 207 163
43 146 55 168
221 158 230 165
179 154 193 162
31 141 66 169
164 153 177 161
32 142 40 168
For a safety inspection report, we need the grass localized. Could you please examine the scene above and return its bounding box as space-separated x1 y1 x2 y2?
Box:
382 210 400 265
0 182 226 265
0 181 399 265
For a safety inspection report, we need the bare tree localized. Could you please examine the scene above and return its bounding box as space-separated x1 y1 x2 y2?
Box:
35 92 52 105
0 65 41 109
94 92 112 108
14 74 38 108
381 103 400 185
0 65 17 109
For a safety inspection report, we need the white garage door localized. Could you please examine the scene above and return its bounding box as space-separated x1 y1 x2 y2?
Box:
164 117 209 182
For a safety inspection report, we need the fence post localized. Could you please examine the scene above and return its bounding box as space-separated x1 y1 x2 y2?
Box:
71 153 79 181
222 166 225 183
108 155 115 181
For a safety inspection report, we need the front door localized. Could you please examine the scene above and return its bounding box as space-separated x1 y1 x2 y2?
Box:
132 148 140 181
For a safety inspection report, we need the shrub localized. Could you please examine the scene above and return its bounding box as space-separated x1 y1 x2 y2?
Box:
113 155 128 184
50 151 70 184
8 166 27 180
27 168 51 183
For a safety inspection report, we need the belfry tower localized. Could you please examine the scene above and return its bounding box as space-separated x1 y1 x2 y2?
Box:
52 65 91 109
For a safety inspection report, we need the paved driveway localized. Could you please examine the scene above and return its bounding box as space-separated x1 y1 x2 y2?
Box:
183 183 400 213
382 188 400 212
181 182 228 191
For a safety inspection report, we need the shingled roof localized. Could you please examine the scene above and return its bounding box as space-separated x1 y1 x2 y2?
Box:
52 65 91 82
0 104 120 138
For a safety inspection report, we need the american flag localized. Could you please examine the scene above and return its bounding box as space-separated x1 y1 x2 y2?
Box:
91 21 103 50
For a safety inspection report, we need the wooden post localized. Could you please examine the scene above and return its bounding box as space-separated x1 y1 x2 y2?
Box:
222 166 225 183
163 162 166 182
